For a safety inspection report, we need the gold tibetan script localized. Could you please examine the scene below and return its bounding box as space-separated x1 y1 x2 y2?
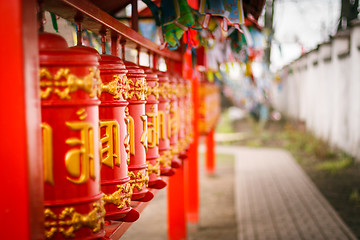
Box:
125 108 148 155
167 105 171 139
42 123 54 185
158 110 165 140
125 109 135 156
65 114 95 184
158 110 169 140
100 120 120 168
170 103 179 137
146 111 158 148
140 115 148 152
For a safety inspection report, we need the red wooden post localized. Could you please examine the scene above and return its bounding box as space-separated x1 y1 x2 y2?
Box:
131 0 138 32
111 35 120 56
152 54 158 69
205 129 216 175
186 71 200 224
0 0 43 239
184 47 203 224
167 164 186 240
167 59 187 240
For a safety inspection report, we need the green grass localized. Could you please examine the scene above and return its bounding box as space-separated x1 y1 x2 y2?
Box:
350 189 360 204
315 154 354 174
216 153 235 163
199 153 235 166
215 110 235 134
282 124 335 160
245 139 262 148
237 120 355 175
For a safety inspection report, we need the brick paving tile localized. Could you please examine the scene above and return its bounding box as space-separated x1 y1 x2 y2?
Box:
232 147 357 240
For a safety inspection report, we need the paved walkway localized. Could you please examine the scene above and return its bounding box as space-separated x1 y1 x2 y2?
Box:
121 146 356 240
217 147 357 240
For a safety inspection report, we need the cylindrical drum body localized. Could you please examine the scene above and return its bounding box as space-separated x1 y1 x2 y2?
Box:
98 55 138 221
198 80 221 135
155 71 173 175
169 75 181 168
143 68 167 189
198 76 207 135
184 78 193 149
124 61 153 202
40 33 105 239
177 77 187 159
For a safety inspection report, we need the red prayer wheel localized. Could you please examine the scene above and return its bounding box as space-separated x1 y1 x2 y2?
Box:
198 77 207 135
169 75 182 168
98 54 139 221
177 77 187 159
198 80 220 135
184 78 193 149
155 71 173 176
124 61 154 202
39 33 105 239
143 68 167 189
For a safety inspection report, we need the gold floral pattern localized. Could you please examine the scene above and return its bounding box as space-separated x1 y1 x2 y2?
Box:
40 68 102 100
102 183 132 209
44 201 105 239
128 170 149 191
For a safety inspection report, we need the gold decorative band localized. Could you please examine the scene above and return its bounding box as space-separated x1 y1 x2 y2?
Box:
128 170 149 191
159 150 172 168
44 201 105 239
185 84 191 95
176 83 186 97
158 83 171 99
102 183 132 209
178 139 188 153
169 86 179 98
171 144 179 157
40 68 102 100
147 160 160 176
146 82 159 99
124 78 147 100
186 132 193 145
199 84 219 96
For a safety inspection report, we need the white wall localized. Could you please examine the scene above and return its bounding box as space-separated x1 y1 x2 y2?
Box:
272 22 360 159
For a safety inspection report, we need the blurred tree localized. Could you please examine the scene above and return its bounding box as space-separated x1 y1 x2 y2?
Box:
265 0 275 68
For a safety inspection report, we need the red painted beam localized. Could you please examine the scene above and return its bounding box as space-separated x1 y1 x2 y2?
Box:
42 0 182 61
0 0 43 239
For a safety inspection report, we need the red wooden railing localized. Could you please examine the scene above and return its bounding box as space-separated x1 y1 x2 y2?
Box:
0 0 201 239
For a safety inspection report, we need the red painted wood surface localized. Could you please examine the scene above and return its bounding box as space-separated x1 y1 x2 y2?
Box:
186 72 200 224
156 71 173 176
143 68 167 189
182 48 200 225
124 61 154 202
41 40 105 239
205 129 216 175
169 75 181 169
166 50 188 240
99 54 136 221
167 165 186 240
0 0 43 239
3 1 191 239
